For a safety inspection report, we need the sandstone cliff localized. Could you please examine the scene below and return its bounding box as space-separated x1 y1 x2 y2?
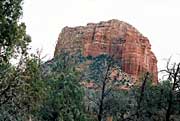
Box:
54 19 158 83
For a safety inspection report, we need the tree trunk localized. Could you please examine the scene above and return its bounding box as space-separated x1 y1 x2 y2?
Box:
98 79 106 121
136 72 149 118
98 62 111 121
29 115 32 121
166 92 172 121
165 63 180 121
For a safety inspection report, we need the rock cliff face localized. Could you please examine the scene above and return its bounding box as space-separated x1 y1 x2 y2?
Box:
54 19 158 83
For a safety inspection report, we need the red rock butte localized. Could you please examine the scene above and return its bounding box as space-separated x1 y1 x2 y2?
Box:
54 19 158 83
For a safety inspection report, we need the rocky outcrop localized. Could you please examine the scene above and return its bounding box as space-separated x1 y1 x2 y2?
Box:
54 19 158 83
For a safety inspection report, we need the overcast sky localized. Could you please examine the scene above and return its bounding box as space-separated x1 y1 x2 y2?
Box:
22 0 180 72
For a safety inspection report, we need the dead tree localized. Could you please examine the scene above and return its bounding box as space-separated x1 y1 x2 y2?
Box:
136 72 150 119
97 60 112 121
84 55 131 121
161 59 180 121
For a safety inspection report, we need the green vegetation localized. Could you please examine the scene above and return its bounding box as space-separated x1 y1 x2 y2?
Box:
83 54 132 121
38 53 88 121
0 0 180 121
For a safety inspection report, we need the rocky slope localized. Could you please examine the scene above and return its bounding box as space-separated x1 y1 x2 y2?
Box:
54 19 158 83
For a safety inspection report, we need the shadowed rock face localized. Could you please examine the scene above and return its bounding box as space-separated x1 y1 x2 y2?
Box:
54 19 158 83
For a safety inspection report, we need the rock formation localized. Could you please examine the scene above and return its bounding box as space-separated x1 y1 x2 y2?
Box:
54 19 158 83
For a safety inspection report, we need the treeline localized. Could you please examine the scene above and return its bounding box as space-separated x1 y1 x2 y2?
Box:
1 50 180 121
0 0 180 121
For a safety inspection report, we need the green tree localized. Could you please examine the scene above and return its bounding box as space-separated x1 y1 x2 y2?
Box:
0 0 46 120
39 53 88 121
0 0 31 105
20 53 46 120
0 0 31 62
0 53 46 120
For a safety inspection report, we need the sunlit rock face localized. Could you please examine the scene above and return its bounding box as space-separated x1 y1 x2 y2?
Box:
54 19 158 83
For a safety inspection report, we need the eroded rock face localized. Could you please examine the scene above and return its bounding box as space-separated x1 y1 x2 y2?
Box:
54 19 158 83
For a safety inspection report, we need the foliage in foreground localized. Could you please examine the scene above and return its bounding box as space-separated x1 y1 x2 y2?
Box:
38 53 88 121
1 49 180 121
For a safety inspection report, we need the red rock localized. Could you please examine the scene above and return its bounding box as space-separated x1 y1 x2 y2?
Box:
54 19 158 83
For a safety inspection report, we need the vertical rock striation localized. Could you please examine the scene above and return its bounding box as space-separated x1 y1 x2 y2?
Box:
54 19 158 83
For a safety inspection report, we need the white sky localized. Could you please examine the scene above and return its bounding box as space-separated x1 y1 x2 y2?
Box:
22 0 180 73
